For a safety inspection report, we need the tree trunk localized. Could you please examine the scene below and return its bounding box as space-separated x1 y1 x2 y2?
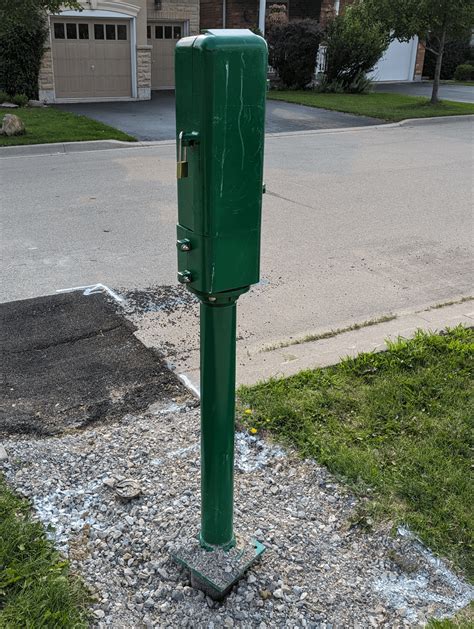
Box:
431 24 447 105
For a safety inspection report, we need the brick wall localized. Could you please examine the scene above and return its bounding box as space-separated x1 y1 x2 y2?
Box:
147 0 199 34
200 0 223 29
201 1 329 30
289 0 322 20
414 41 426 80
228 0 259 28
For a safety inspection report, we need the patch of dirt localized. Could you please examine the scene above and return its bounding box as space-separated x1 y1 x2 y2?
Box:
0 291 191 438
119 285 198 318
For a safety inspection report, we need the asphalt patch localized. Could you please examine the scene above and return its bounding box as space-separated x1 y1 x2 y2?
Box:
1 291 190 438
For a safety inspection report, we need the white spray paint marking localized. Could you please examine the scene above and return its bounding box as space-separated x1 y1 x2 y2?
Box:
220 60 230 198
372 526 474 622
238 55 245 171
167 443 199 459
235 431 286 473
56 283 125 303
32 481 103 551
178 373 200 398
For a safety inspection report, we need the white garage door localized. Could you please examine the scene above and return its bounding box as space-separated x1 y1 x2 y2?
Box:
52 18 132 99
147 22 183 89
369 37 418 82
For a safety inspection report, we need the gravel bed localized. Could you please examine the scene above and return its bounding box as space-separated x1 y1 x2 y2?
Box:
1 401 472 627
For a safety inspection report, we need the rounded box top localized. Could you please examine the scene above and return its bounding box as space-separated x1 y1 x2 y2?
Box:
190 29 267 53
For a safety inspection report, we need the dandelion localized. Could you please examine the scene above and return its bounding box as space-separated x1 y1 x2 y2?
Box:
244 409 253 415
249 427 258 434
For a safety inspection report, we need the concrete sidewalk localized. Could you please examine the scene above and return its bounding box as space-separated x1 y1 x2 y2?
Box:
128 297 473 392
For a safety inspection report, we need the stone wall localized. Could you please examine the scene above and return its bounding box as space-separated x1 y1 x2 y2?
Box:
137 45 152 99
147 0 199 34
38 43 55 103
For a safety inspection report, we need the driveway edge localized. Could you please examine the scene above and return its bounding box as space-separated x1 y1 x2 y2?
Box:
1 114 472 158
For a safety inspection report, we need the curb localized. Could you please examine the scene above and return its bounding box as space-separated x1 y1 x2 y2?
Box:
170 297 474 392
1 114 472 158
0 138 174 159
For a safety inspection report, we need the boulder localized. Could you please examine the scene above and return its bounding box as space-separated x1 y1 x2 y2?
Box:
0 113 25 136
0 102 19 108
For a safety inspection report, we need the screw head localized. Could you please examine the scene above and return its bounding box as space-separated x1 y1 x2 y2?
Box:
208 296 217 302
177 239 191 252
177 270 192 284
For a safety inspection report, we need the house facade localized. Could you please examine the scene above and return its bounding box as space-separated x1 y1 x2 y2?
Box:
201 0 425 82
39 0 199 103
40 0 426 103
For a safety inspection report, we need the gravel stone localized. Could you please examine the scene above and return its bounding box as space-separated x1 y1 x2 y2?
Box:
1 400 472 627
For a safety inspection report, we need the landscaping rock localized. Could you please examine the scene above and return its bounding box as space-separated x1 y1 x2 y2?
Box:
28 100 46 108
0 445 8 461
0 102 19 109
1 400 473 627
0 114 25 136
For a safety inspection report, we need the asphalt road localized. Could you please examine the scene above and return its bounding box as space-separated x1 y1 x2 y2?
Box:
1 118 472 352
57 91 379 141
374 81 474 103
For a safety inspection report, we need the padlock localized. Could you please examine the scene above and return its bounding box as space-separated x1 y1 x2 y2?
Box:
177 130 188 179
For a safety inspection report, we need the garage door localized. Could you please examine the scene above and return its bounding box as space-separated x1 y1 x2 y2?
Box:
148 22 183 90
369 38 418 82
51 19 132 99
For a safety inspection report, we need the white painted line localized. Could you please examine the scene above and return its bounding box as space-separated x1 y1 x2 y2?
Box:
56 283 124 303
177 373 200 398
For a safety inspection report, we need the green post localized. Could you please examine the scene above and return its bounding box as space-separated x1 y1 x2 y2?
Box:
172 29 267 598
199 296 237 549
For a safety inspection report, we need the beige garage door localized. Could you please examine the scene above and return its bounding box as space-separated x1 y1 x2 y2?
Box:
147 22 183 89
52 19 132 99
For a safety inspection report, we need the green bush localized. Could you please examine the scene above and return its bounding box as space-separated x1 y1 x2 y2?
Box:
423 37 472 80
0 90 9 102
0 3 48 99
453 63 474 81
267 19 323 89
11 93 29 107
323 2 390 93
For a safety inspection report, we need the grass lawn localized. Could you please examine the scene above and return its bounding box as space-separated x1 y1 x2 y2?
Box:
0 107 135 146
239 327 474 579
0 478 90 627
268 91 474 121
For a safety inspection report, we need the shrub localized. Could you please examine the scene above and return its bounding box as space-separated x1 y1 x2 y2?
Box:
0 90 9 102
323 1 390 92
267 19 323 89
11 93 29 107
423 37 472 80
0 3 48 99
453 63 474 81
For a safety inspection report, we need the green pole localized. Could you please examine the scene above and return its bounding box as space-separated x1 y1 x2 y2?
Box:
199 295 238 549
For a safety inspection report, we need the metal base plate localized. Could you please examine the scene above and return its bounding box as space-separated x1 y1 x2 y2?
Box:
171 534 265 600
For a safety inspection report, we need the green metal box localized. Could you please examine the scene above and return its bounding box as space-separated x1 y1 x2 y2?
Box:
175 29 267 295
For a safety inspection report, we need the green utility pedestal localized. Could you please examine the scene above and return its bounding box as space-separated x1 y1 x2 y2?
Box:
171 29 267 599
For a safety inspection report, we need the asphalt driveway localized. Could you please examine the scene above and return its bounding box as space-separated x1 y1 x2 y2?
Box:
374 81 474 103
57 91 380 141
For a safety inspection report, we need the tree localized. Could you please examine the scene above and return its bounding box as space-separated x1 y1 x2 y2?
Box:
267 19 323 89
364 0 474 104
0 0 81 98
323 2 390 92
